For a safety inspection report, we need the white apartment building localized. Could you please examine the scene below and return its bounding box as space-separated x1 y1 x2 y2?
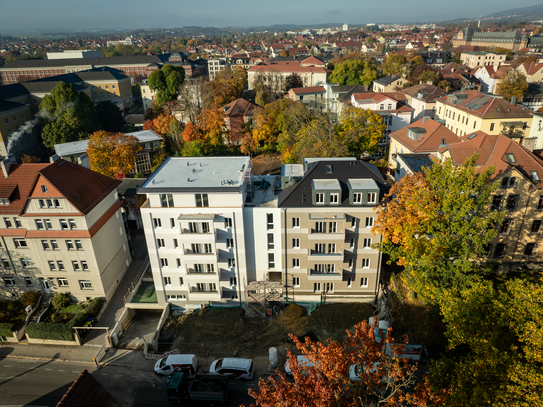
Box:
0 158 132 302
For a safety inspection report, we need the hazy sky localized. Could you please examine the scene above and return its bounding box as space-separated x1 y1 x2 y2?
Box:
0 0 540 34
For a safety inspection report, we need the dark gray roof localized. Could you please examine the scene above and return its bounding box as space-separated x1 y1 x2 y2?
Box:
0 99 25 112
22 81 86 93
398 153 434 174
2 54 171 69
525 82 543 97
336 84 371 103
118 178 147 196
278 160 388 208
0 83 29 101
374 75 401 86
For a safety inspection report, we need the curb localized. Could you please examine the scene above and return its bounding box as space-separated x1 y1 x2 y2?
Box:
1 355 95 364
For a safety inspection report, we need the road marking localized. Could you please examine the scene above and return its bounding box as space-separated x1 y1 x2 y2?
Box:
72 371 79 373
101 373 109 375
3 365 10 367
45 368 52 371
58 370 65 372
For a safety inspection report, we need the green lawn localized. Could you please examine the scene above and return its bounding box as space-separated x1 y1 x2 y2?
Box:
131 282 158 303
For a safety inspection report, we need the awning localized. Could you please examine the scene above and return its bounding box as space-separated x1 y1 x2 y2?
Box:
177 214 216 220
309 213 346 220
501 121 526 128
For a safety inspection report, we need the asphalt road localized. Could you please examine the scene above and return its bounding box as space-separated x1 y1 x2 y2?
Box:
0 358 257 407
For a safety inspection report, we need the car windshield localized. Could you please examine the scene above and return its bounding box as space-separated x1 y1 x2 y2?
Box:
159 358 167 368
215 359 224 370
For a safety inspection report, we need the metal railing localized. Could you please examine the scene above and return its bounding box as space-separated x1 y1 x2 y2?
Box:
123 256 150 304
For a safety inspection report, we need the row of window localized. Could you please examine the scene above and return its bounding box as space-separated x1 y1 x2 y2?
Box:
159 258 235 268
38 199 61 209
485 242 538 257
48 260 89 271
307 278 369 293
4 113 25 124
291 238 372 250
36 218 77 230
153 218 233 231
290 258 371 269
157 239 233 250
0 258 33 269
498 219 541 235
315 192 377 205
158 193 210 208
42 239 83 250
164 276 237 286
4 277 92 290
492 195 543 211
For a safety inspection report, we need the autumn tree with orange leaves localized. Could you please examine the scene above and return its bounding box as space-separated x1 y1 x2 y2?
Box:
87 131 143 178
372 154 504 303
247 321 447 407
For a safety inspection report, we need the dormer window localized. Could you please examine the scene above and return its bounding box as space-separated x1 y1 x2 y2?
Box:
368 193 377 204
506 153 516 164
532 171 540 182
315 193 325 204
41 185 48 193
330 193 339 204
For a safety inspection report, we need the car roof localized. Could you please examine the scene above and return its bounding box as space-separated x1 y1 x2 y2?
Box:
221 358 252 369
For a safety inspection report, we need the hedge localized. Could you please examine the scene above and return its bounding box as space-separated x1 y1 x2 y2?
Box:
25 297 105 341
0 322 13 337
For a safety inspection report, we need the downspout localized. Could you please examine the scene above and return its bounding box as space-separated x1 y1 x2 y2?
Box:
149 212 167 303
509 189 534 271
232 211 242 307
373 233 384 302
283 207 288 302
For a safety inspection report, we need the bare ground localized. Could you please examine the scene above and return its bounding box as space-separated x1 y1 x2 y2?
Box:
251 153 282 176
159 303 374 359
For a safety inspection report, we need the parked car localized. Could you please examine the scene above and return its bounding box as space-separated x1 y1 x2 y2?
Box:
154 354 198 376
284 355 315 376
348 362 391 383
209 358 254 380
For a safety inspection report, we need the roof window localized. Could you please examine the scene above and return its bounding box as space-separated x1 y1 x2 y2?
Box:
531 171 540 182
326 165 333 174
506 153 516 164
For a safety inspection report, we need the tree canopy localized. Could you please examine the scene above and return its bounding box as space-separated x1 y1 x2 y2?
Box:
86 131 143 178
329 57 378 86
372 154 504 303
94 100 127 133
497 69 529 103
148 64 186 107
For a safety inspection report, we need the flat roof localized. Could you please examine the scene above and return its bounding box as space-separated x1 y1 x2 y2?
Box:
140 156 251 192
281 164 304 178
54 130 162 156
312 179 341 190
348 179 379 190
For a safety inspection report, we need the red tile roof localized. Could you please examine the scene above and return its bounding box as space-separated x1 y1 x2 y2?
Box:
402 84 448 103
56 369 121 407
248 64 330 74
520 62 543 75
222 98 259 117
0 163 49 215
391 118 462 153
290 86 326 95
300 56 326 66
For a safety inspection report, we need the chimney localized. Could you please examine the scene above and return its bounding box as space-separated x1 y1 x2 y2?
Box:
511 96 517 105
427 80 433 86
446 86 450 93
364 84 368 91
422 116 430 124
1 158 13 178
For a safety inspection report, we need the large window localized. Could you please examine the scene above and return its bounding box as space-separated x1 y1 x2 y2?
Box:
13 239 27 248
315 222 325 233
267 214 274 230
531 220 541 234
267 234 274 250
160 194 174 207
506 195 518 211
491 195 502 210
79 280 92 289
292 238 300 249
328 222 337 233
292 217 300 228
360 278 369 288
367 193 377 204
315 193 325 205
268 253 275 269
195 193 209 207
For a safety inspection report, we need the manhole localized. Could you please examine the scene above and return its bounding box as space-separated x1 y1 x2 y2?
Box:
150 383 157 388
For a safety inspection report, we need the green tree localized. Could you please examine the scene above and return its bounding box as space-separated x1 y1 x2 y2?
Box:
39 82 96 148
431 279 543 406
372 154 504 303
412 26 421 33
148 64 186 107
497 70 529 103
284 73 303 92
329 58 378 85
94 101 127 133
381 54 407 76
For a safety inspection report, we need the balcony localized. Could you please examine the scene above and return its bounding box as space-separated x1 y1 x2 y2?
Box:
183 248 216 256
189 287 221 301
308 251 344 260
308 232 345 241
306 269 343 279
185 269 218 282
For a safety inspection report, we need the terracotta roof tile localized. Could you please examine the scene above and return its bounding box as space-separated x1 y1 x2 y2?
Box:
56 369 121 407
0 163 49 215
391 118 462 153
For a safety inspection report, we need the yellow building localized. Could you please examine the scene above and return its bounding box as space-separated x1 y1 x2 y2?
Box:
453 25 528 51
434 90 534 140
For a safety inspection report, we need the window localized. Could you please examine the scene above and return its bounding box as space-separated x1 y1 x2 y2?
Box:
329 193 339 204
57 261 65 271
267 234 274 250
292 238 300 249
538 196 543 210
66 240 74 250
293 277 300 287
531 171 540 182
4 217 12 228
41 185 48 193
14 218 21 228
314 283 321 293
367 193 377 204
268 253 275 269
362 259 370 268
292 217 300 228
58 278 68 287
68 219 76 229
54 199 60 208
21 258 33 268
38 199 45 208
483 244 492 257
51 240 58 250
380 104 384 110
491 195 502 210
506 153 516 164
1 259 11 268
160 193 174 207
267 214 274 230
292 258 300 268
230 277 237 286
176 258 181 268
72 261 80 271
195 193 209 207
203 243 212 254
81 261 89 271
13 239 27 248
228 258 235 268
44 219 52 229
350 238 355 249
4 278 15 287
315 193 325 204
42 240 50 250
351 217 357 228
153 218 162 228
531 220 541 234
500 219 512 234
224 218 232 228
75 240 83 250
328 222 337 233
324 283 334 293
59 219 68 230
360 278 369 288
347 278 352 288
506 195 518 211
315 243 325 253
315 222 325 233
79 280 92 289
494 244 506 258
363 238 372 248
170 218 175 228
227 238 234 248
160 258 168 267
365 217 374 228
164 277 172 285
353 193 362 204
157 239 165 248
348 258 354 268
525 243 536 256
179 277 184 285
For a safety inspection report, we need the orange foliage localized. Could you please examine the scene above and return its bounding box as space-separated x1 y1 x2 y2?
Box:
152 114 180 136
182 122 202 142
197 108 227 146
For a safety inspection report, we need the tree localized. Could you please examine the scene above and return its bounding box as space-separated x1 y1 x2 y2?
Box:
94 101 127 133
280 49 290 57
177 77 208 124
431 279 543 406
148 64 185 107
39 82 96 148
51 292 71 310
247 321 444 407
497 70 529 103
209 66 247 108
412 26 421 34
381 54 407 76
372 154 504 303
329 58 378 86
284 73 303 92
86 131 143 178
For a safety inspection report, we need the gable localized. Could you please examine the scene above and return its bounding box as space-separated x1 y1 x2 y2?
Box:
30 174 64 199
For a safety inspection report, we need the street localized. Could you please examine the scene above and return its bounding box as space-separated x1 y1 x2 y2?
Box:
0 357 257 406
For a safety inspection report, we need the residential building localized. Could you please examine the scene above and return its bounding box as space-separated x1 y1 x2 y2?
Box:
221 98 259 145
372 75 406 93
436 132 543 270
107 37 135 47
402 83 448 121
278 159 386 302
452 25 529 50
0 100 40 161
0 157 132 302
418 52 450 68
247 58 330 90
516 63 543 83
287 86 326 109
140 79 157 112
460 52 507 70
434 90 534 139
208 58 229 81
474 65 500 93
46 50 102 60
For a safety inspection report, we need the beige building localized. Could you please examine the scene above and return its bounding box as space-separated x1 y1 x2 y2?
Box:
247 59 330 90
208 58 230 81
0 157 132 302
460 52 507 70
515 63 543 83
434 90 534 139
372 75 406 93
452 25 528 50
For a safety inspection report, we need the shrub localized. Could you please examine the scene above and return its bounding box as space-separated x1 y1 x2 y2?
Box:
26 322 75 341
84 298 104 318
0 322 13 337
52 293 71 310
20 291 39 308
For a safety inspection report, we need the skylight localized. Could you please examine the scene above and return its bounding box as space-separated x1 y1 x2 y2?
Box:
531 171 540 181
506 153 516 164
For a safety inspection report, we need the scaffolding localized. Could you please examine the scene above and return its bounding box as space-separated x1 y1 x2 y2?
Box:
243 277 284 318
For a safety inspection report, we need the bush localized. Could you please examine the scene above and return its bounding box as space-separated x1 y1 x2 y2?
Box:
52 292 71 310
26 322 75 341
0 322 13 337
84 298 104 318
20 291 39 308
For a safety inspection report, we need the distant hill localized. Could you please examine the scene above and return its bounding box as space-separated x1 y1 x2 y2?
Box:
485 4 543 20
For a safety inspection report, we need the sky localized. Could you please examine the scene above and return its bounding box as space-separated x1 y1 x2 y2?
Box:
0 0 541 34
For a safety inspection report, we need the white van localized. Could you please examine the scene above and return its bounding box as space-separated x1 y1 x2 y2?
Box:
209 358 254 380
284 355 314 376
154 354 198 376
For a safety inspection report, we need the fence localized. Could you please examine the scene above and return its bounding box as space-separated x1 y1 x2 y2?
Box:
124 257 150 304
144 348 180 360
